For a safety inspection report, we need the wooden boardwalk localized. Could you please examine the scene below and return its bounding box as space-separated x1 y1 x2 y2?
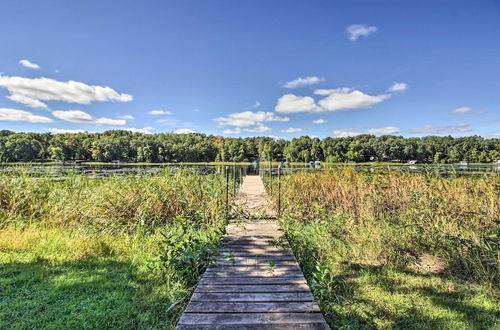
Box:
177 176 329 329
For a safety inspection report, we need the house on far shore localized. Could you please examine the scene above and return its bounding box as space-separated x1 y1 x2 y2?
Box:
459 161 469 166
407 160 417 165
494 159 500 164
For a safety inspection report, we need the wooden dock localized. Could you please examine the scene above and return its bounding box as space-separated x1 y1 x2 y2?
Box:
176 176 329 329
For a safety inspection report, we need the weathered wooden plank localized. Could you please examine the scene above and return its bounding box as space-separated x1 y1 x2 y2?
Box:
216 251 293 258
203 270 304 278
177 324 330 330
185 301 320 313
195 284 310 293
215 256 296 261
214 259 297 267
206 265 301 272
191 292 315 302
199 276 307 285
219 246 291 252
178 312 327 325
221 237 281 244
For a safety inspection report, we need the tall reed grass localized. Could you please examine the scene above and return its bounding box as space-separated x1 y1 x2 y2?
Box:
0 170 228 232
0 170 230 328
275 168 499 283
270 168 499 328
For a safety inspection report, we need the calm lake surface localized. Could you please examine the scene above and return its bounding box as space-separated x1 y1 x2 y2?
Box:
0 163 498 177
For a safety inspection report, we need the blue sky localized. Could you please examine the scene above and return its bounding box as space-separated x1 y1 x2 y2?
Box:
0 0 499 138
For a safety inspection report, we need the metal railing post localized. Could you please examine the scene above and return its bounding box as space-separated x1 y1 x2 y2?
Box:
233 163 237 196
269 159 272 195
225 166 229 219
278 165 281 219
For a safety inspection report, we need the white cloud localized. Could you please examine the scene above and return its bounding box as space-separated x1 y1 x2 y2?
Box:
120 115 135 120
408 123 471 134
281 127 303 133
275 94 319 113
313 119 326 124
346 24 378 41
223 125 271 134
49 128 88 134
388 82 409 92
7 94 48 108
0 108 53 123
276 88 390 113
223 128 242 134
124 126 154 134
367 126 401 134
174 128 196 134
0 75 132 108
316 88 391 112
214 111 289 127
253 101 261 108
284 76 324 89
19 59 40 69
244 125 271 133
331 128 363 138
451 107 486 114
148 110 171 115
52 110 126 125
223 124 274 134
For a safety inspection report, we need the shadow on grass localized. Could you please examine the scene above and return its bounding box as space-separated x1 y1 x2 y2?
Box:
0 257 182 329
286 233 498 330
320 263 499 329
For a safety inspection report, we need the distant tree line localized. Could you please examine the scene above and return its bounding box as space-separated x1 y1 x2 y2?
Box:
0 130 499 163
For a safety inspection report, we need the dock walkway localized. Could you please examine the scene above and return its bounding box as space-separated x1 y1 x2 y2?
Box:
177 175 329 329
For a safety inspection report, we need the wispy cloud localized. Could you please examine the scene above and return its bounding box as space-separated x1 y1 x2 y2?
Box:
49 128 88 134
331 126 401 137
174 128 196 134
331 128 363 137
0 76 132 109
214 111 288 127
408 123 471 134
19 59 40 69
281 127 303 133
52 110 126 125
148 110 171 115
313 119 326 124
0 108 53 123
451 107 486 114
367 126 401 134
223 125 272 134
119 115 135 120
284 76 324 89
346 24 378 41
124 126 154 134
388 82 409 92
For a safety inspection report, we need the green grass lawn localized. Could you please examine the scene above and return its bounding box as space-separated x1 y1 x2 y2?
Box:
274 169 499 329
0 171 228 329
0 228 189 329
282 220 499 330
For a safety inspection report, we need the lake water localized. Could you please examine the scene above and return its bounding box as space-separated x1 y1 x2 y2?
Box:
0 163 498 178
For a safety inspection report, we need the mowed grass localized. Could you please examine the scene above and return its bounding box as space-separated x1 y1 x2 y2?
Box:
0 171 228 329
272 168 499 329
